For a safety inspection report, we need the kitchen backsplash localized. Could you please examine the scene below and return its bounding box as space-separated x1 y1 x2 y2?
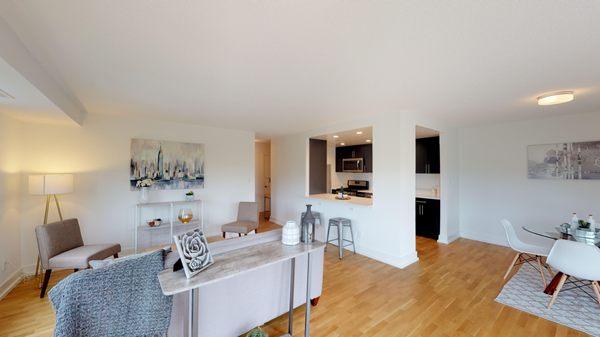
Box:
331 172 373 191
416 173 440 190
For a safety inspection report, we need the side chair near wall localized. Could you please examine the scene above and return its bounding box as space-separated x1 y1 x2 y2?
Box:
35 218 121 298
221 202 259 238
501 219 553 287
546 240 600 309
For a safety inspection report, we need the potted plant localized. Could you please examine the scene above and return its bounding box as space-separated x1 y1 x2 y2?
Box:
185 190 195 201
245 327 268 337
136 178 154 203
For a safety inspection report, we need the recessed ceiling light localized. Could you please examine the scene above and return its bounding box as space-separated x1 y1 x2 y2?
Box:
340 142 345 146
366 139 371 143
356 131 363 135
537 91 574 106
333 135 339 138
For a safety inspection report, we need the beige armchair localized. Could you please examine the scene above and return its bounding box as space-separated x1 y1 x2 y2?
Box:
35 218 121 298
221 202 259 238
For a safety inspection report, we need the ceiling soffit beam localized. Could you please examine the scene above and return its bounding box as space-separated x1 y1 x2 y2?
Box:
0 16 87 125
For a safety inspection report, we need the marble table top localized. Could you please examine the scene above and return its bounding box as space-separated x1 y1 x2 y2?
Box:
158 240 325 296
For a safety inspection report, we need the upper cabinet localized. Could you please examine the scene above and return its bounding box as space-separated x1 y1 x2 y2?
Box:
416 137 439 174
335 144 373 173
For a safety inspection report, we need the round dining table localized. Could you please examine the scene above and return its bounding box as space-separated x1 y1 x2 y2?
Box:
522 225 600 295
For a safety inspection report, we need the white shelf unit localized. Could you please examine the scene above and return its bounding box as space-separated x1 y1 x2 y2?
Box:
134 199 204 253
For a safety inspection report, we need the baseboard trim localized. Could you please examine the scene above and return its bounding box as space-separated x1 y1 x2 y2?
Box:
0 268 25 300
357 246 419 269
438 233 460 245
460 230 508 247
269 217 284 226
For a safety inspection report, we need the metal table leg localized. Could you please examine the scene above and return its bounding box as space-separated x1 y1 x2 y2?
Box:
188 288 197 337
337 224 343 259
288 258 296 335
305 252 312 337
281 257 297 337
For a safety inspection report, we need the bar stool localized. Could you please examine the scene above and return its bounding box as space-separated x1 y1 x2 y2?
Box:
326 217 356 259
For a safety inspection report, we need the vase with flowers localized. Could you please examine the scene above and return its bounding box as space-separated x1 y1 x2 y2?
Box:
136 178 154 203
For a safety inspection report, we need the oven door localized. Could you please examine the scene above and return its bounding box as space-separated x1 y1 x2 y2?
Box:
342 158 364 172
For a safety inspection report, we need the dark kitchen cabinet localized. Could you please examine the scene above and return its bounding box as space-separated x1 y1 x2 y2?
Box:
415 198 440 240
335 144 373 173
416 137 439 174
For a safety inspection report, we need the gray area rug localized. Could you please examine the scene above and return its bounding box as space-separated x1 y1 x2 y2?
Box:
496 264 600 336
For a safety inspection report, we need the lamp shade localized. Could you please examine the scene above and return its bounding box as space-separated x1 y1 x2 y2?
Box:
29 174 74 195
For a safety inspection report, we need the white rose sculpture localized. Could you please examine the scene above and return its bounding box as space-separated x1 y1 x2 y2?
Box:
174 229 214 278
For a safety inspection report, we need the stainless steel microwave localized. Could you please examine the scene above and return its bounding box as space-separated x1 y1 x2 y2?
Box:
342 158 364 172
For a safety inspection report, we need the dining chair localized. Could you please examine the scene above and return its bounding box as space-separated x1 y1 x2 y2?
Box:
501 219 553 287
546 239 600 309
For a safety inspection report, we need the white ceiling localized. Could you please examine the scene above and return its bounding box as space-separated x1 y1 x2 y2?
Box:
314 127 373 147
1 1 599 135
0 57 71 124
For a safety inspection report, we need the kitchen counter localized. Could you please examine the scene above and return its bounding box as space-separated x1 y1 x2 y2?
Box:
308 193 373 206
416 192 440 200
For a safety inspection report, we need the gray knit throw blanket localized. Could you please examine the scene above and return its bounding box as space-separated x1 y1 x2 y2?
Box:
49 250 173 337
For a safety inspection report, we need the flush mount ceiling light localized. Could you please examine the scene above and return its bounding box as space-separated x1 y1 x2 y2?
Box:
537 91 574 106
356 131 363 135
366 139 371 143
333 135 339 138
340 142 345 146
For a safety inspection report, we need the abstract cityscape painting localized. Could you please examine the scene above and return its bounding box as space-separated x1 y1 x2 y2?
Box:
130 139 205 190
527 141 600 180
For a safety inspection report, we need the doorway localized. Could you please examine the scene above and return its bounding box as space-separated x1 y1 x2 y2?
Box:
415 126 441 253
255 140 271 221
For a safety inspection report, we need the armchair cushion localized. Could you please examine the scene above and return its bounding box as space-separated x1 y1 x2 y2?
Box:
221 221 258 234
49 244 121 269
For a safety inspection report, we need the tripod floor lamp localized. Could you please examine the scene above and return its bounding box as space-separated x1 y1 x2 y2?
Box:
29 174 74 278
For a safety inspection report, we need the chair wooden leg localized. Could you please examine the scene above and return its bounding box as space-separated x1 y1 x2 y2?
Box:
222 232 226 239
113 253 119 258
40 269 52 298
592 281 600 307
239 233 242 237
73 268 79 272
544 263 553 277
503 253 521 280
536 256 547 287
547 273 568 309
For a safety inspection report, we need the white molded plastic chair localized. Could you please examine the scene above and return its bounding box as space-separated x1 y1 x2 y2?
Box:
501 219 553 287
546 240 600 309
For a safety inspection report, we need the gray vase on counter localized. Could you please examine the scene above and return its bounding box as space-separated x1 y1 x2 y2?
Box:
301 204 316 243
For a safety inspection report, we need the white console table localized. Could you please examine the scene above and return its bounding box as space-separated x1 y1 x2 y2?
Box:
134 200 204 253
158 240 325 337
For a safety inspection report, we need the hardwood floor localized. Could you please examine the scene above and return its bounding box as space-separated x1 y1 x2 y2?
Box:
0 237 587 337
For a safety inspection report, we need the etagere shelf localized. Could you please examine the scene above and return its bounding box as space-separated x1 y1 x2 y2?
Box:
133 199 204 253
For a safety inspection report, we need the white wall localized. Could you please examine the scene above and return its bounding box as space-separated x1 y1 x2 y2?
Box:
0 114 22 297
17 114 255 271
272 112 425 268
459 111 600 246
